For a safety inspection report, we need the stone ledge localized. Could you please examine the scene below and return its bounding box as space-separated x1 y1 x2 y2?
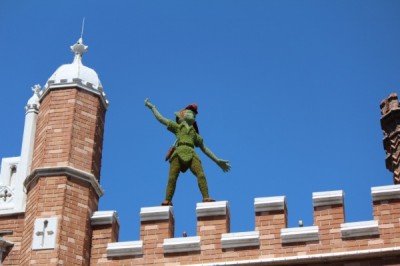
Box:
341 220 379 238
91 211 118 226
0 238 13 250
107 241 143 257
24 166 104 197
163 236 201 253
313 190 344 207
221 231 260 249
281 226 319 244
196 201 229 217
371 185 400 201
254 196 286 212
140 206 173 222
44 79 109 108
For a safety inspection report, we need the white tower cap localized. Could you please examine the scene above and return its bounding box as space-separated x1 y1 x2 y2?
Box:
42 38 109 108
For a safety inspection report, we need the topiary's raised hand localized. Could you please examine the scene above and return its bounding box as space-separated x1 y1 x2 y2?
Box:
217 159 231 172
144 98 154 109
144 98 168 126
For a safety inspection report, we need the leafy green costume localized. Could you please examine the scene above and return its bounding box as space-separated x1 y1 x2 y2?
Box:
144 99 231 206
167 121 202 164
166 120 209 201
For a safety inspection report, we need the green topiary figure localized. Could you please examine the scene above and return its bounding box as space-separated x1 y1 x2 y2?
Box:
145 98 231 206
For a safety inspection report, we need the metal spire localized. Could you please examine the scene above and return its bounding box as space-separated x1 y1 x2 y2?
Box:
70 18 88 63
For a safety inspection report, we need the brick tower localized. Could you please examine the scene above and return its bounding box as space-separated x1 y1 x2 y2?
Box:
380 93 400 184
17 37 109 265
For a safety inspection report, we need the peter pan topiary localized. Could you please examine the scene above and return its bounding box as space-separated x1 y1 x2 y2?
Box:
145 99 231 206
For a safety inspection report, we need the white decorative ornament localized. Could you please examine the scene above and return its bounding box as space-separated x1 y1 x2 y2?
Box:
0 186 13 204
32 217 58 250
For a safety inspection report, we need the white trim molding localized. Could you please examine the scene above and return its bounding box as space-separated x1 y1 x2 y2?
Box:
24 166 104 197
221 231 260 249
313 190 344 207
254 196 286 212
341 220 379 238
44 78 109 109
371 185 400 201
140 206 173 222
196 201 229 217
163 236 201 253
107 241 143 257
91 211 118 226
281 226 319 244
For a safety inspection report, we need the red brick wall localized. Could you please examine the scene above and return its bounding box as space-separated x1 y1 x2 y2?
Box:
140 215 174 265
18 87 104 265
31 88 106 179
0 214 24 265
94 197 400 265
313 204 345 253
90 218 119 264
19 176 98 265
255 206 287 257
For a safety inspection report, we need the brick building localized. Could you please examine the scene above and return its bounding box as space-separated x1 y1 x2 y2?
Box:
1 38 400 265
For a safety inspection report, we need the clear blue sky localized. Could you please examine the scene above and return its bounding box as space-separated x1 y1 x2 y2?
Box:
1 1 399 241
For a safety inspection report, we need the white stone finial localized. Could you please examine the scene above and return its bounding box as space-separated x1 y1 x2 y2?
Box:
32 84 41 96
26 84 41 111
70 38 88 63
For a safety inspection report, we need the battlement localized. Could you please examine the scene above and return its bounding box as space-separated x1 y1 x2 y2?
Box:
90 184 400 265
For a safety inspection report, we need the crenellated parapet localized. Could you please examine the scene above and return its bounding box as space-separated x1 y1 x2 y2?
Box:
90 184 400 265
380 93 400 184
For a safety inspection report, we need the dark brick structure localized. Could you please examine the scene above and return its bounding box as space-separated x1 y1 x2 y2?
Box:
380 93 400 184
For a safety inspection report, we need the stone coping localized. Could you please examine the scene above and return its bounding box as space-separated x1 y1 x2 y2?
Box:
312 190 344 207
254 196 286 212
281 226 319 244
107 241 143 257
91 210 118 226
371 184 400 201
341 220 379 238
140 206 173 222
44 78 109 109
163 236 201 253
24 166 104 197
196 201 229 217
221 231 260 249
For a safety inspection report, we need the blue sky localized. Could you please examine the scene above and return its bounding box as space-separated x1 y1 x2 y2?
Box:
1 1 399 241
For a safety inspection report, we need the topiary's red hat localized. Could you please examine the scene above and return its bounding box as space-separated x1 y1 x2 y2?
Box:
184 104 198 114
174 104 199 134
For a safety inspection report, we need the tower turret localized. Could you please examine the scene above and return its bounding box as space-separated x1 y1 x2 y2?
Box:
19 37 108 265
0 85 41 215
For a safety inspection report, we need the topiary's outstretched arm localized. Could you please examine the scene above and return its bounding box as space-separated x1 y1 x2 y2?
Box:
199 142 231 173
145 98 168 126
